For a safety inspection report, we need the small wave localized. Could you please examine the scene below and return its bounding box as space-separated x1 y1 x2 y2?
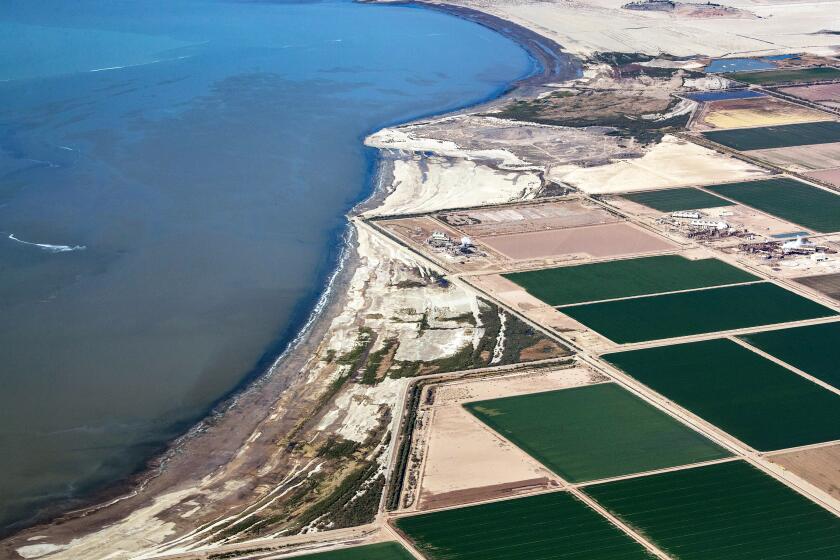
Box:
264 224 355 375
58 146 76 152
8 234 86 253
89 65 127 73
88 55 193 74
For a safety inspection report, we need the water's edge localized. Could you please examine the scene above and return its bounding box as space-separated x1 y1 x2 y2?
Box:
3 1 579 539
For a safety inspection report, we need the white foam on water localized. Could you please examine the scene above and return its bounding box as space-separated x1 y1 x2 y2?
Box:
8 234 86 253
89 65 127 72
88 55 193 74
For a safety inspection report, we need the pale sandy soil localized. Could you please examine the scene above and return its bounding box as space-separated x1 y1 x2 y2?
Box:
313 222 493 444
367 155 541 217
439 199 619 237
769 444 840 501
382 115 644 170
364 125 546 217
416 407 557 508
471 274 555 311
478 222 678 260
317 378 410 443
748 143 840 172
416 368 603 509
425 0 840 57
548 135 769 194
14 487 217 560
366 123 529 167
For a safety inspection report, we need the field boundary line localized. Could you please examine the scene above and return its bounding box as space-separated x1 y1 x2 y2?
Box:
452 247 685 278
386 486 570 520
579 354 752 457
568 488 672 560
573 457 741 489
584 354 840 517
762 438 840 456
553 279 765 308
604 314 840 352
381 524 426 560
729 336 840 396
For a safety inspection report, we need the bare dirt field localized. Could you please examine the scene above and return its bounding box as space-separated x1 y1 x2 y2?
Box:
478 222 678 260
693 97 831 130
550 134 770 193
778 83 840 111
416 368 604 510
769 443 840 501
794 272 840 301
748 142 840 172
805 167 840 188
436 199 619 237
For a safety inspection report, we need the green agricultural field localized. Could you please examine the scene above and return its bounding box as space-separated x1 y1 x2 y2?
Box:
586 461 840 560
503 255 757 306
466 383 729 483
292 542 415 560
740 321 840 390
395 490 654 560
727 66 840 85
702 120 840 150
603 338 840 450
622 188 734 212
705 177 840 232
562 282 836 344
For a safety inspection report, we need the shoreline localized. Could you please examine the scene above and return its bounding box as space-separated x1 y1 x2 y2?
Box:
412 2 581 97
1 2 580 554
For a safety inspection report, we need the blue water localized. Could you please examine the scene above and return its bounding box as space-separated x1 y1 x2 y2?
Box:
705 58 775 73
771 231 810 239
0 0 536 532
685 90 765 102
